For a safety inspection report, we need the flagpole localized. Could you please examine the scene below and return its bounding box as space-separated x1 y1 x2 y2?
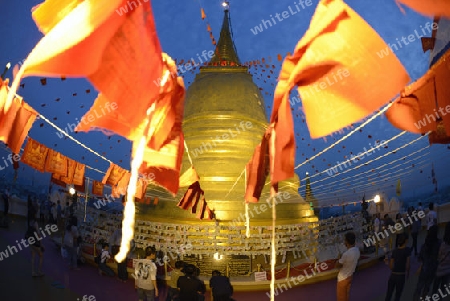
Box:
84 178 89 222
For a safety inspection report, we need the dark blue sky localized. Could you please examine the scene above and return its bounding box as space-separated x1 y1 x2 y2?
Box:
1 0 449 206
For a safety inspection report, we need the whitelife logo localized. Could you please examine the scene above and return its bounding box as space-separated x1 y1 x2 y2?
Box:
363 210 425 247
376 22 438 58
0 224 58 261
56 102 118 138
265 262 329 298
414 105 450 130
190 121 253 158
250 0 314 35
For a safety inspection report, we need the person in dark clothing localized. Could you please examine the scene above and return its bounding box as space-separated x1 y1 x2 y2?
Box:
2 189 9 217
433 222 450 295
385 233 411 301
410 211 421 256
27 195 36 226
210 270 233 301
177 264 206 301
413 225 441 301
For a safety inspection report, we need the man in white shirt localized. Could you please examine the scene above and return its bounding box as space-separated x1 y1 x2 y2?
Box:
427 202 438 230
335 232 360 301
373 213 380 233
135 247 158 301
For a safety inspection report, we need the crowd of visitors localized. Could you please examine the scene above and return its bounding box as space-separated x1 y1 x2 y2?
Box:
4 188 450 301
367 202 450 301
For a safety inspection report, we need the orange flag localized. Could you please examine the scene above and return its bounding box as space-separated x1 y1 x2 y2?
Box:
20 138 49 172
72 162 85 186
92 180 104 196
395 0 450 17
0 80 38 154
102 163 127 186
59 159 76 184
45 149 68 177
113 172 130 198
386 49 450 135
429 121 450 144
201 8 206 20
134 178 148 200
74 177 86 192
50 173 67 188
276 0 410 139
7 0 164 143
132 54 186 195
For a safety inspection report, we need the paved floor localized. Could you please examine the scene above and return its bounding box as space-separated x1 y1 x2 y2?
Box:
0 216 448 301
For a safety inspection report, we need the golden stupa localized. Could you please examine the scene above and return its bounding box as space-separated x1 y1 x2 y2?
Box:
135 8 318 277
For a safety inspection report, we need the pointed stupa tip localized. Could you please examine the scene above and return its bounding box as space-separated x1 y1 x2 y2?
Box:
208 5 241 66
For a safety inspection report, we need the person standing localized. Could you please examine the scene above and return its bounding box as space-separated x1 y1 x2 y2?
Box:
427 203 438 230
27 195 36 226
2 188 9 218
177 264 205 301
56 201 62 228
413 225 441 300
110 223 128 283
373 213 381 234
210 270 233 301
166 261 185 301
418 202 423 212
26 219 45 277
433 222 450 295
63 221 79 270
384 233 411 301
135 247 158 301
395 213 406 249
411 211 421 256
334 232 360 301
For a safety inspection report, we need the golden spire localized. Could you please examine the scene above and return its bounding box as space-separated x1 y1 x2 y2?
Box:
209 5 241 66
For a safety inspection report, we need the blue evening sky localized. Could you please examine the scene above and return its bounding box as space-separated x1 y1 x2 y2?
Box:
1 0 448 206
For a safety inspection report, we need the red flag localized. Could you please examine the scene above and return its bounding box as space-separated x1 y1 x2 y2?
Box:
245 130 270 203
132 54 186 195
395 0 450 17
20 138 48 172
177 182 203 210
276 0 409 139
0 79 38 154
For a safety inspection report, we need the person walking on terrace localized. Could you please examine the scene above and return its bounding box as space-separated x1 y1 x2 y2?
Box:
385 233 411 301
